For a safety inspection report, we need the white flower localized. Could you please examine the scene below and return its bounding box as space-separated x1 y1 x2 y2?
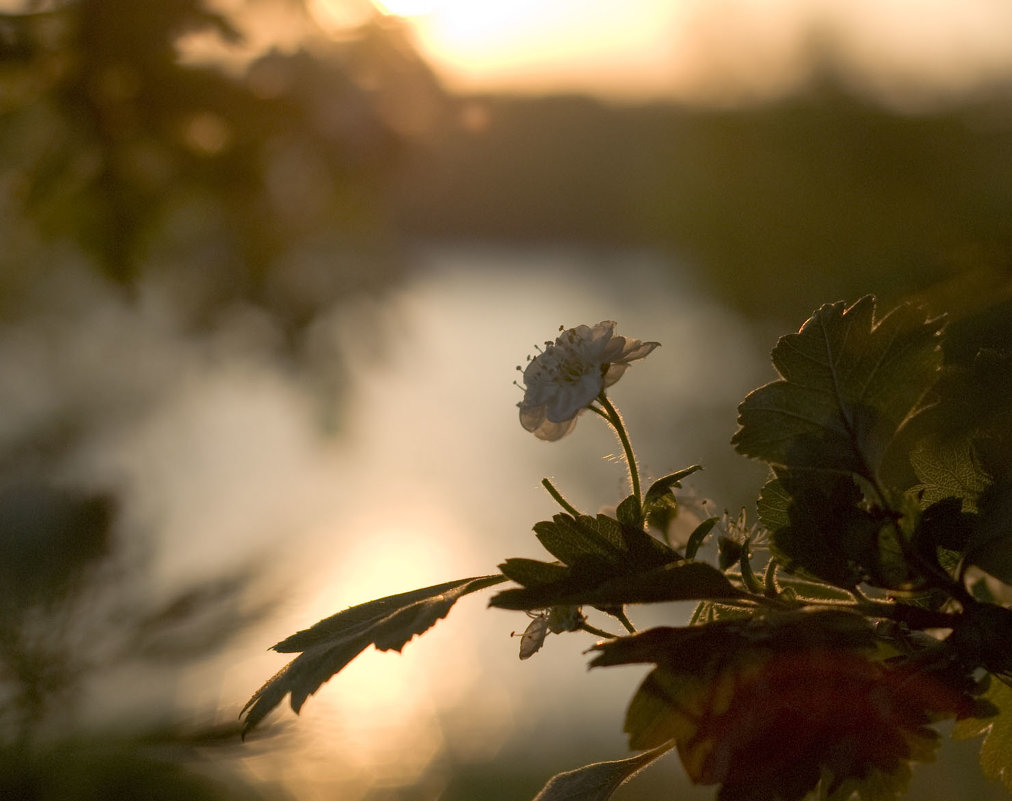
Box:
518 321 659 441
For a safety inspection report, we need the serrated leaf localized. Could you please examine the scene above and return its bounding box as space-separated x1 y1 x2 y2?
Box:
533 520 601 567
491 561 744 611
644 465 703 505
756 477 791 531
910 438 991 511
732 297 943 479
689 600 754 625
530 742 674 801
499 558 570 587
241 574 506 736
596 616 961 801
953 677 1012 792
770 471 911 590
535 514 625 566
494 513 688 613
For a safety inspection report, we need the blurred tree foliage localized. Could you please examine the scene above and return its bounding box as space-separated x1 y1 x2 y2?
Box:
0 479 279 798
0 0 442 334
393 83 1012 323
0 2 445 796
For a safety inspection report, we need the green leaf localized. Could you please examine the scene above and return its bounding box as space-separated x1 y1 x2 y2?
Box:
644 493 679 538
769 471 920 591
594 614 962 801
534 515 626 566
644 465 703 505
615 494 642 527
911 496 976 563
499 558 569 587
732 297 943 479
491 561 745 611
549 513 679 569
717 535 743 571
910 438 991 511
756 477 791 531
689 600 754 625
684 517 718 561
738 539 764 594
953 677 1012 792
965 479 1012 585
241 574 506 736
774 576 855 604
589 609 876 672
622 669 701 750
495 513 692 614
530 742 674 801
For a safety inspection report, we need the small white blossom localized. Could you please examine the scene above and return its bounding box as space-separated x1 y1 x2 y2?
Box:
518 321 659 441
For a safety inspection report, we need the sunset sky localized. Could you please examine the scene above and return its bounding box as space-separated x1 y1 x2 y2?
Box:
306 0 1012 106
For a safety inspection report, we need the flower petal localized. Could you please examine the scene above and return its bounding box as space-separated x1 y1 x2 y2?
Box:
517 321 658 440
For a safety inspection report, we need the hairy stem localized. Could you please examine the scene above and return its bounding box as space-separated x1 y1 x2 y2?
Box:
614 608 637 634
542 478 581 517
579 621 623 640
595 393 642 506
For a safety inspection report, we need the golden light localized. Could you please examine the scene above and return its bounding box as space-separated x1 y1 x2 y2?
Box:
310 0 1012 106
372 0 438 16
406 0 678 98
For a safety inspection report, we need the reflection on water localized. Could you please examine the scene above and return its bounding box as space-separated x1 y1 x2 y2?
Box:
214 242 773 798
4 243 1008 800
2 242 770 799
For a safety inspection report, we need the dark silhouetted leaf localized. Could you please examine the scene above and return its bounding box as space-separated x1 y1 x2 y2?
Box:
594 613 964 801
644 493 679 538
492 512 687 612
530 742 674 801
965 479 1012 585
615 494 642 527
644 465 703 506
912 496 976 563
774 577 855 605
589 610 876 672
684 517 718 561
491 561 744 611
738 539 764 594
770 471 910 590
241 574 506 736
689 600 754 625
499 558 569 587
717 536 743 571
947 603 1012 678
732 297 943 479
534 515 626 566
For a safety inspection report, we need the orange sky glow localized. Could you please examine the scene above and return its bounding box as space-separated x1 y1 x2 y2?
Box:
306 0 1012 107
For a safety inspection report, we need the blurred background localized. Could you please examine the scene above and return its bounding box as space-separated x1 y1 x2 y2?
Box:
0 0 1010 799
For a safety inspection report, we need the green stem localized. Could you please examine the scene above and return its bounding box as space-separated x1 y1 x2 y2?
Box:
579 622 623 640
596 393 641 506
614 608 637 634
761 590 961 630
541 478 581 517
